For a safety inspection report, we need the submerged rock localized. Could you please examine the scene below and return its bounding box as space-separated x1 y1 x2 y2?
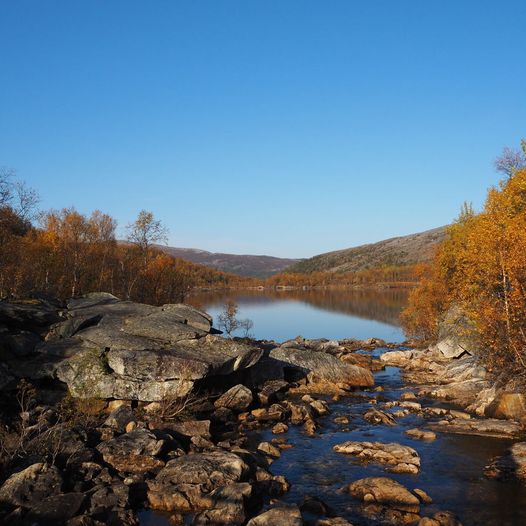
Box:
484 442 526 481
334 441 420 474
405 428 437 441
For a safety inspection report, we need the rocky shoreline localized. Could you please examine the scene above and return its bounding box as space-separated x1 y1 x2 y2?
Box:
0 293 525 525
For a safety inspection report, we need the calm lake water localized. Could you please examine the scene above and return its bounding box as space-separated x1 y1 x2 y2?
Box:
187 288 408 342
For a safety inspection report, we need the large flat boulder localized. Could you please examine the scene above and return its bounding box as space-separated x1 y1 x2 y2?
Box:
56 336 262 401
27 294 262 401
270 346 373 389
0 300 62 330
428 416 523 438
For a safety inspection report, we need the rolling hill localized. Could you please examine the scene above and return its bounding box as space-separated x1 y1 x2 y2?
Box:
155 246 301 278
286 226 447 274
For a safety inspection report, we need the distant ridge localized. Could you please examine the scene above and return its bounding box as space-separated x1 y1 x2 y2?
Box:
286 226 447 274
156 246 301 278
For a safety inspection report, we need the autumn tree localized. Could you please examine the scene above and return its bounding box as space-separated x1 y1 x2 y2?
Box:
402 163 526 376
126 210 168 263
494 140 526 178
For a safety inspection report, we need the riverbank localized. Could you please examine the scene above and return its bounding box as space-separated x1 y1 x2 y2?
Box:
0 294 525 525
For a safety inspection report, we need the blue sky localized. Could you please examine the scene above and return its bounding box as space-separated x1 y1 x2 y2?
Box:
1 1 525 258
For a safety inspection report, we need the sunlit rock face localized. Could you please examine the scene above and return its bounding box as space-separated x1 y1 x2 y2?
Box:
2 293 263 401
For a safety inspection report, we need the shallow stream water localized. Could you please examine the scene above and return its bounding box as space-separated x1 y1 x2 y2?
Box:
140 290 526 525
254 357 526 525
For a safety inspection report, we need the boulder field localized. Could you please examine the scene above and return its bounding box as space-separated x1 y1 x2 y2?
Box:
0 293 379 525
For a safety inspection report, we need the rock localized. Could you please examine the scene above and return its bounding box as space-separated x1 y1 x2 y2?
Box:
96 429 165 473
151 419 211 439
484 441 526 481
347 477 420 513
257 379 289 405
272 423 289 434
0 300 61 330
57 336 263 401
258 441 281 458
421 511 463 526
405 428 437 441
0 463 63 508
214 384 253 411
334 441 420 474
401 391 417 400
380 350 414 366
304 418 317 436
413 488 432 504
269 346 374 389
121 309 207 342
67 292 120 310
300 495 332 516
363 408 397 426
434 305 477 358
428 417 523 438
315 519 354 526
160 303 213 332
448 410 470 420
310 399 330 416
89 482 130 512
486 392 526 423
104 405 135 433
246 505 303 526
334 415 350 424
193 482 252 525
24 492 86 522
1 331 41 357
147 451 250 511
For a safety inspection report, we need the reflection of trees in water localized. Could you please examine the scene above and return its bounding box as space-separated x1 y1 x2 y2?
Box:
188 288 409 327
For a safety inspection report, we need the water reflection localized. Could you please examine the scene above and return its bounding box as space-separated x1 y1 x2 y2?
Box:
187 288 409 342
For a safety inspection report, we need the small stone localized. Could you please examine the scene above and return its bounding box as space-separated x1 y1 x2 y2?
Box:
272 423 289 434
405 428 437 441
258 441 281 458
125 421 137 433
413 488 433 504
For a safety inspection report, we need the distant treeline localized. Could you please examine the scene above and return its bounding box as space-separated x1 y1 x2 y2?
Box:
0 168 421 305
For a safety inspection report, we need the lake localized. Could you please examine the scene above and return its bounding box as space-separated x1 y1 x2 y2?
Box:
187 288 408 343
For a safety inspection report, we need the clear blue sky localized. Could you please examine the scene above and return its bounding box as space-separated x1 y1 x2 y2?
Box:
1 1 525 258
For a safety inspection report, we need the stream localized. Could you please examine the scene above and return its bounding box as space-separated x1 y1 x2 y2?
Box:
253 350 526 525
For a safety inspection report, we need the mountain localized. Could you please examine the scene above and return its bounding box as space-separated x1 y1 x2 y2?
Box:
286 226 447 274
155 246 301 278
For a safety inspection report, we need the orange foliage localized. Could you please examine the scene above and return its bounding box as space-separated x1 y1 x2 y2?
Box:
402 169 526 372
